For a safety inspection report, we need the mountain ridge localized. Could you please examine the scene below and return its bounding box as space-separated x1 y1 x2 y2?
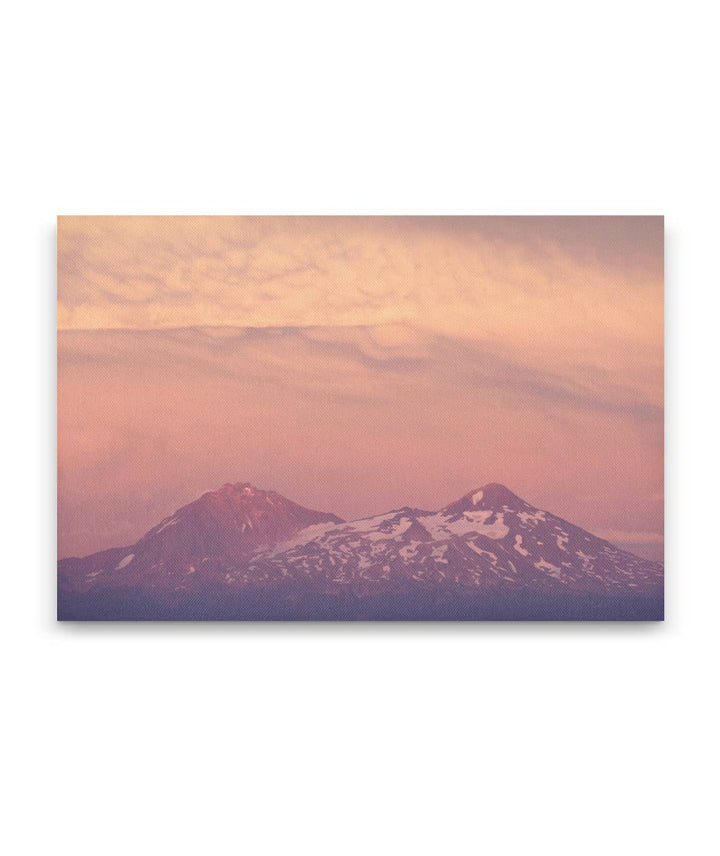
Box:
58 480 663 620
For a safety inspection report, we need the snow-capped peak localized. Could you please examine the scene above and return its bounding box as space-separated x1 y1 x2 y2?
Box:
443 483 530 515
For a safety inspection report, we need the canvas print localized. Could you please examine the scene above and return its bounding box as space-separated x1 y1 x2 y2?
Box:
57 216 664 621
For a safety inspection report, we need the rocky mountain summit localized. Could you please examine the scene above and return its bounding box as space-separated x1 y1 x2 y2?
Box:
58 481 663 620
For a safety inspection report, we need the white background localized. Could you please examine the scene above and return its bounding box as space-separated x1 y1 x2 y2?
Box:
2 2 718 854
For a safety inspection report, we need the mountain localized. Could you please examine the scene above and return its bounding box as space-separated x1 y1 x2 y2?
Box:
58 482 342 587
58 482 663 620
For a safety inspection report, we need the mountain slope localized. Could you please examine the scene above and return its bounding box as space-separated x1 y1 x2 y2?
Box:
244 483 662 596
58 482 663 619
58 482 343 590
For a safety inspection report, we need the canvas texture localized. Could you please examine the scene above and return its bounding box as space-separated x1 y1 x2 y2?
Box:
57 216 664 620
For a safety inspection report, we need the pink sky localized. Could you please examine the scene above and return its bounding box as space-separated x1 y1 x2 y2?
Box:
58 216 663 560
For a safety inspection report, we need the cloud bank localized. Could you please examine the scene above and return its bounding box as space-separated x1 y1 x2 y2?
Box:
58 216 662 394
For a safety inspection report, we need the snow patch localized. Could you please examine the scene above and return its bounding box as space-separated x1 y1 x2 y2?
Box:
115 554 135 570
535 558 562 578
268 521 340 556
467 541 497 563
472 490 484 505
392 518 414 539
399 541 422 560
431 545 449 564
421 510 509 540
516 510 547 525
513 535 530 557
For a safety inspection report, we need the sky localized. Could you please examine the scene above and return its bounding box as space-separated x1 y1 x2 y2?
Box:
57 216 664 560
